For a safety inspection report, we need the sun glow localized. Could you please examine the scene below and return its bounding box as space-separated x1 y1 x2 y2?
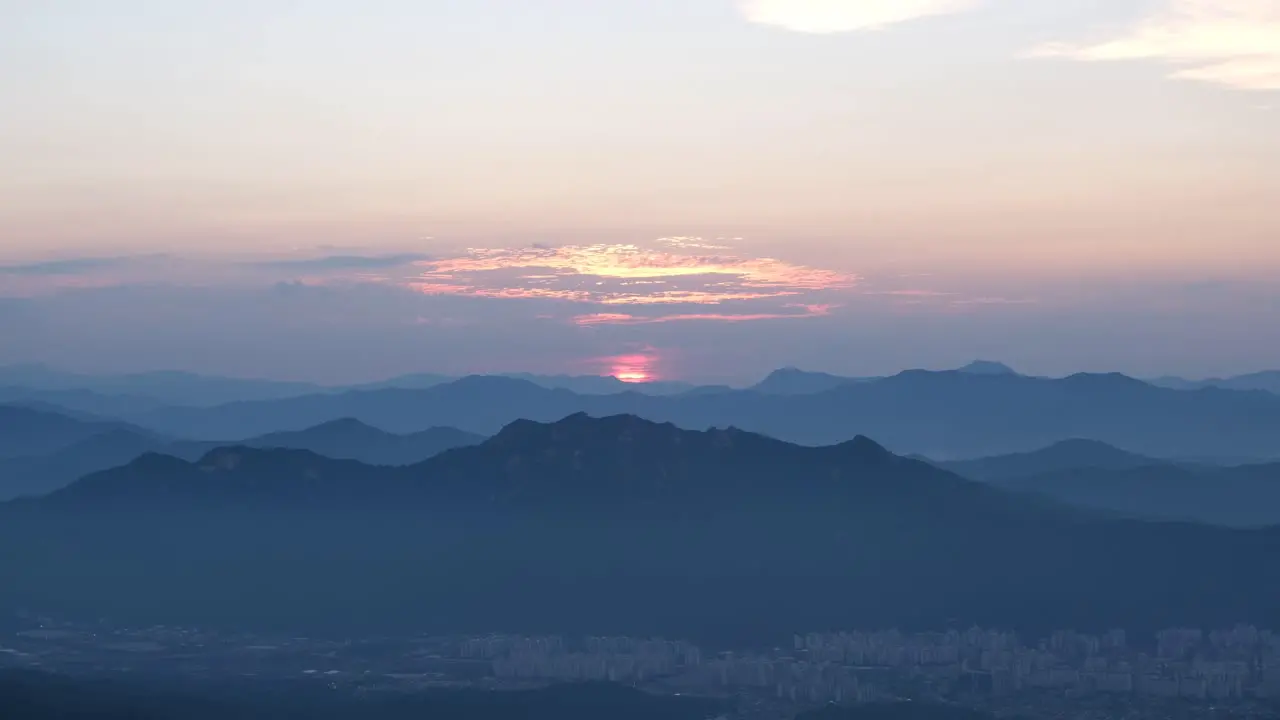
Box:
604 352 659 383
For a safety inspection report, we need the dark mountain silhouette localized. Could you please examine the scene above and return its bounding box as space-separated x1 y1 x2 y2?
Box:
123 371 1280 460
6 414 1280 645
0 418 481 500
0 405 158 459
991 462 1280 527
955 360 1017 376
935 439 1168 482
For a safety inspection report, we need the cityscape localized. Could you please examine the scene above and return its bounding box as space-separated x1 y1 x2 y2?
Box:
5 617 1280 719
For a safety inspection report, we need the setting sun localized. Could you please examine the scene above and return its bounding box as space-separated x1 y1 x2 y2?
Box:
605 352 659 383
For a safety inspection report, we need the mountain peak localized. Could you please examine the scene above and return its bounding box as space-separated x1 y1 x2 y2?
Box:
957 360 1017 376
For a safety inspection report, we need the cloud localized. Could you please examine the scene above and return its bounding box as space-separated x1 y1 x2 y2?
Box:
0 257 132 276
402 242 857 320
248 253 434 271
739 0 986 33
1031 0 1280 91
573 304 837 326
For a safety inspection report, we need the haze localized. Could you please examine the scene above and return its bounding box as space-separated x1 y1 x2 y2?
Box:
2 0 1277 384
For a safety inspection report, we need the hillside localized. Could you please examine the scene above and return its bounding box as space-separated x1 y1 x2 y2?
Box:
991 462 1280 527
3 414 1280 644
0 415 481 500
935 439 1168 482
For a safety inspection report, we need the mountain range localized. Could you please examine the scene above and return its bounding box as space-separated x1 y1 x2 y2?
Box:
1149 370 1280 395
4 413 1279 644
930 439 1280 527
91 371 1280 461
0 410 482 500
0 364 699 412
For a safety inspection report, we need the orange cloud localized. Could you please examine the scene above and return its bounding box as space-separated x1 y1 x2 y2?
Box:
395 241 857 323
573 304 836 326
420 244 854 289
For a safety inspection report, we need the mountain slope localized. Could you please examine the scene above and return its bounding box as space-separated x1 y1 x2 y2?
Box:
0 418 481 500
5 414 1280 644
991 462 1280 527
242 419 482 465
125 371 1280 460
751 368 857 395
0 405 158 459
936 439 1168 482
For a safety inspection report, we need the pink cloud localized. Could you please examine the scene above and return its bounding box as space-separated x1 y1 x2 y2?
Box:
573 303 835 326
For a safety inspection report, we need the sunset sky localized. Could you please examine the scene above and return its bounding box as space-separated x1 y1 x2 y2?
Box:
2 0 1277 384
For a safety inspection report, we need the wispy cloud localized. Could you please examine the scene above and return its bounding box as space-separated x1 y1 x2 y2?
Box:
1031 0 1280 91
0 257 132 276
739 0 986 34
403 243 857 320
573 304 837 326
249 253 433 271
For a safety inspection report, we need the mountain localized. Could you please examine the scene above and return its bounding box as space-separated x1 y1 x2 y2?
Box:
955 360 1017 376
501 373 698 396
5 414 1280 645
0 418 481 500
0 364 326 407
0 405 157 459
1149 371 1280 395
123 371 1280 460
990 462 1280 527
936 439 1168 482
243 419 482 465
751 367 859 395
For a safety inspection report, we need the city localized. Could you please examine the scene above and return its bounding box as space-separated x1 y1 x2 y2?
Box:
5 616 1280 719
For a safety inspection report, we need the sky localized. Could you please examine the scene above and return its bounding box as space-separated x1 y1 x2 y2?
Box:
1 0 1278 384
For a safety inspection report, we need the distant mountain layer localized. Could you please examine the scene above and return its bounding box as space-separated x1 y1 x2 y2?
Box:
4 414 1280 644
1149 371 1280 394
934 439 1280 527
0 413 482 500
0 405 159 459
935 439 1167 482
0 364 700 410
120 371 1280 460
989 463 1280 527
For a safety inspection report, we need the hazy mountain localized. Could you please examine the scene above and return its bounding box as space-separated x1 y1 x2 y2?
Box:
751 367 859 395
0 415 481 500
1149 371 1280 395
0 364 327 407
0 405 157 459
991 462 1280 527
243 419 482 465
936 439 1168 482
0 386 172 418
6 414 1280 644
501 373 698 396
123 371 1280 460
955 360 1017 376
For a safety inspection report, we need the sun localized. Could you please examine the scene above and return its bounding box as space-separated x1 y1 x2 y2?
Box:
606 352 659 384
